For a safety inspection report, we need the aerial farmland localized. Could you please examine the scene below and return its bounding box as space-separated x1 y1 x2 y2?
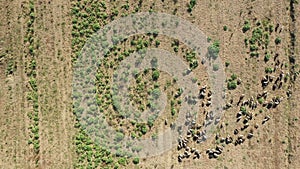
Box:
0 0 299 169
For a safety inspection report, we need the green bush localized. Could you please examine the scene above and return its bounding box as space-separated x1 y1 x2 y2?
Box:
258 98 264 104
118 158 127 166
227 81 237 90
171 107 176 116
213 64 219 71
264 53 271 62
155 40 160 47
114 132 124 142
265 67 273 73
141 124 148 135
208 40 220 60
133 157 140 164
152 70 160 81
242 20 251 33
275 37 281 44
250 44 258 51
231 73 237 80
151 88 161 99
225 61 230 67
187 0 197 12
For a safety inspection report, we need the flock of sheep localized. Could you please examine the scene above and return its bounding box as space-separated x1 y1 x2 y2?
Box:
175 67 289 162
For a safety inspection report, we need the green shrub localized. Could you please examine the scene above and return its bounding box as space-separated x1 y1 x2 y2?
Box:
151 88 161 99
171 107 176 116
133 157 140 164
118 158 127 166
223 25 228 31
227 81 237 90
173 46 179 52
155 40 160 47
265 67 273 73
141 124 148 135
250 44 258 51
187 0 197 12
225 61 230 67
147 116 155 128
264 53 271 62
208 40 220 60
114 132 124 142
240 106 246 113
242 20 251 33
258 98 264 104
152 70 160 80
244 38 249 46
275 37 281 44
250 51 259 57
231 73 237 80
92 23 100 31
213 64 219 71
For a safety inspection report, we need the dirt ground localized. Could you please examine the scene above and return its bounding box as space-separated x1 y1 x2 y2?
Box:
0 0 299 169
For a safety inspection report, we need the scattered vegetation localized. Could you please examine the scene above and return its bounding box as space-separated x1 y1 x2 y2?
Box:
25 1 40 166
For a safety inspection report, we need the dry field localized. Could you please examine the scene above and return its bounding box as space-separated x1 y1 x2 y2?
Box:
0 0 299 169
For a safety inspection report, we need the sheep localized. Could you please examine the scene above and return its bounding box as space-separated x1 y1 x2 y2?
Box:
193 152 200 159
279 71 285 81
234 129 239 135
216 146 223 153
178 155 183 162
278 81 283 89
215 117 221 124
237 111 243 118
206 101 212 106
220 137 225 143
262 116 270 124
178 144 182 150
237 78 242 85
225 135 233 144
247 132 254 139
263 91 268 98
239 94 245 101
272 84 277 91
236 116 242 122
184 151 191 158
215 133 220 140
